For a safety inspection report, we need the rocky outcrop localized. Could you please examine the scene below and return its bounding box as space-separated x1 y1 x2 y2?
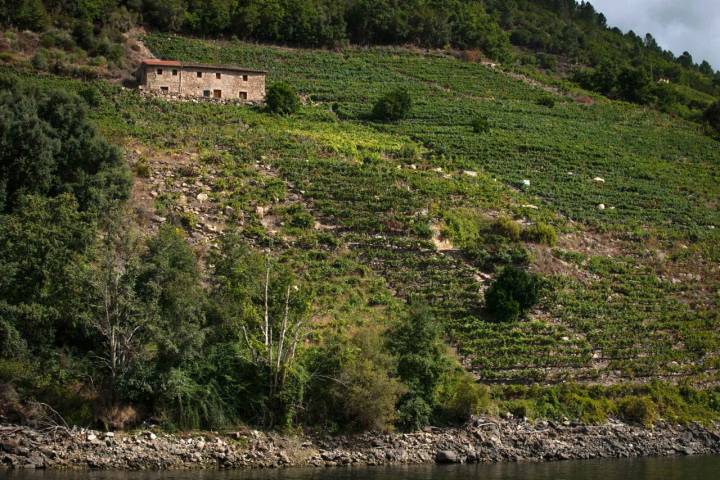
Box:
1 417 718 470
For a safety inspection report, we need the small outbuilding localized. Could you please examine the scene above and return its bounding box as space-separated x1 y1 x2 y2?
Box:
137 59 266 102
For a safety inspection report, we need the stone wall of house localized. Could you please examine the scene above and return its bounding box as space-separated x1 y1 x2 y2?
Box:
143 66 182 94
141 66 265 102
178 68 265 102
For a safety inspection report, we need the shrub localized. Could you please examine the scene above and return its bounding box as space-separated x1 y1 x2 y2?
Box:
536 96 556 108
30 49 49 70
372 88 412 121
412 221 433 239
397 143 420 162
266 82 300 115
91 37 123 64
338 327 406 432
523 222 557 246
78 85 102 107
484 267 541 322
397 396 432 431
304 326 405 433
286 206 314 229
40 29 75 50
134 158 150 178
438 371 490 423
618 396 659 427
180 211 199 230
494 216 521 241
504 399 536 419
471 115 490 134
536 53 557 71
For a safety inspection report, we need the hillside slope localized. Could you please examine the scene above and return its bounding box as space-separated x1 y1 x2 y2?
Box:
138 35 718 385
147 36 720 382
2 24 720 431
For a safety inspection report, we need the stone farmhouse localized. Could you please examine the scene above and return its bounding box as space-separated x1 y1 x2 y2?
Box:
137 59 266 102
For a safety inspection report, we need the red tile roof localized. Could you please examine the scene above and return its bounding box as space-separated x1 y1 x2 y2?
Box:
141 59 182 67
140 58 265 74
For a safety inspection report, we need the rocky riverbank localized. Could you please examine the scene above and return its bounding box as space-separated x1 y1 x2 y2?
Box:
1 418 719 470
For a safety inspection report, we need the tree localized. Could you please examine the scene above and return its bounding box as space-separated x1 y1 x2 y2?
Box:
678 51 694 68
616 66 652 104
450 2 511 60
643 33 659 52
346 0 409 45
390 302 453 430
13 0 49 31
85 225 157 408
0 90 58 212
212 234 312 427
699 60 714 76
265 82 300 115
186 0 235 35
0 85 130 214
305 325 405 432
704 101 720 134
142 0 188 31
484 267 541 322
139 225 207 370
372 88 412 121
137 225 218 429
0 194 94 349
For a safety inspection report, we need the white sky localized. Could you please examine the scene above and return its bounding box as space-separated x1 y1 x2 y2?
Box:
591 0 720 70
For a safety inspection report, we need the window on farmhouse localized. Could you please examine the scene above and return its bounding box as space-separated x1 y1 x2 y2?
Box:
213 90 222 98
242 75 248 81
172 69 178 76
239 92 248 100
216 72 221 79
160 86 169 92
157 68 163 75
203 90 210 97
197 71 202 78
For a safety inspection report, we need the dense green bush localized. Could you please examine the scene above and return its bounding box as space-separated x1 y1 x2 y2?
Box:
618 396 659 427
437 371 491 423
412 221 433 239
536 53 557 71
30 49 49 70
397 396 432 430
494 216 521 241
523 222 558 246
78 85 102 107
484 267 542 322
470 115 491 133
266 82 301 115
305 326 405 432
372 88 412 122
536 96 556 108
40 29 75 50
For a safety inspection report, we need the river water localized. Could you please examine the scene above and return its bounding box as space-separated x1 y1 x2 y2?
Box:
5 456 720 480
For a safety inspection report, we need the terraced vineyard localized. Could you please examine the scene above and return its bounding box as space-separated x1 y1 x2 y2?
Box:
16 33 719 387
142 34 720 385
